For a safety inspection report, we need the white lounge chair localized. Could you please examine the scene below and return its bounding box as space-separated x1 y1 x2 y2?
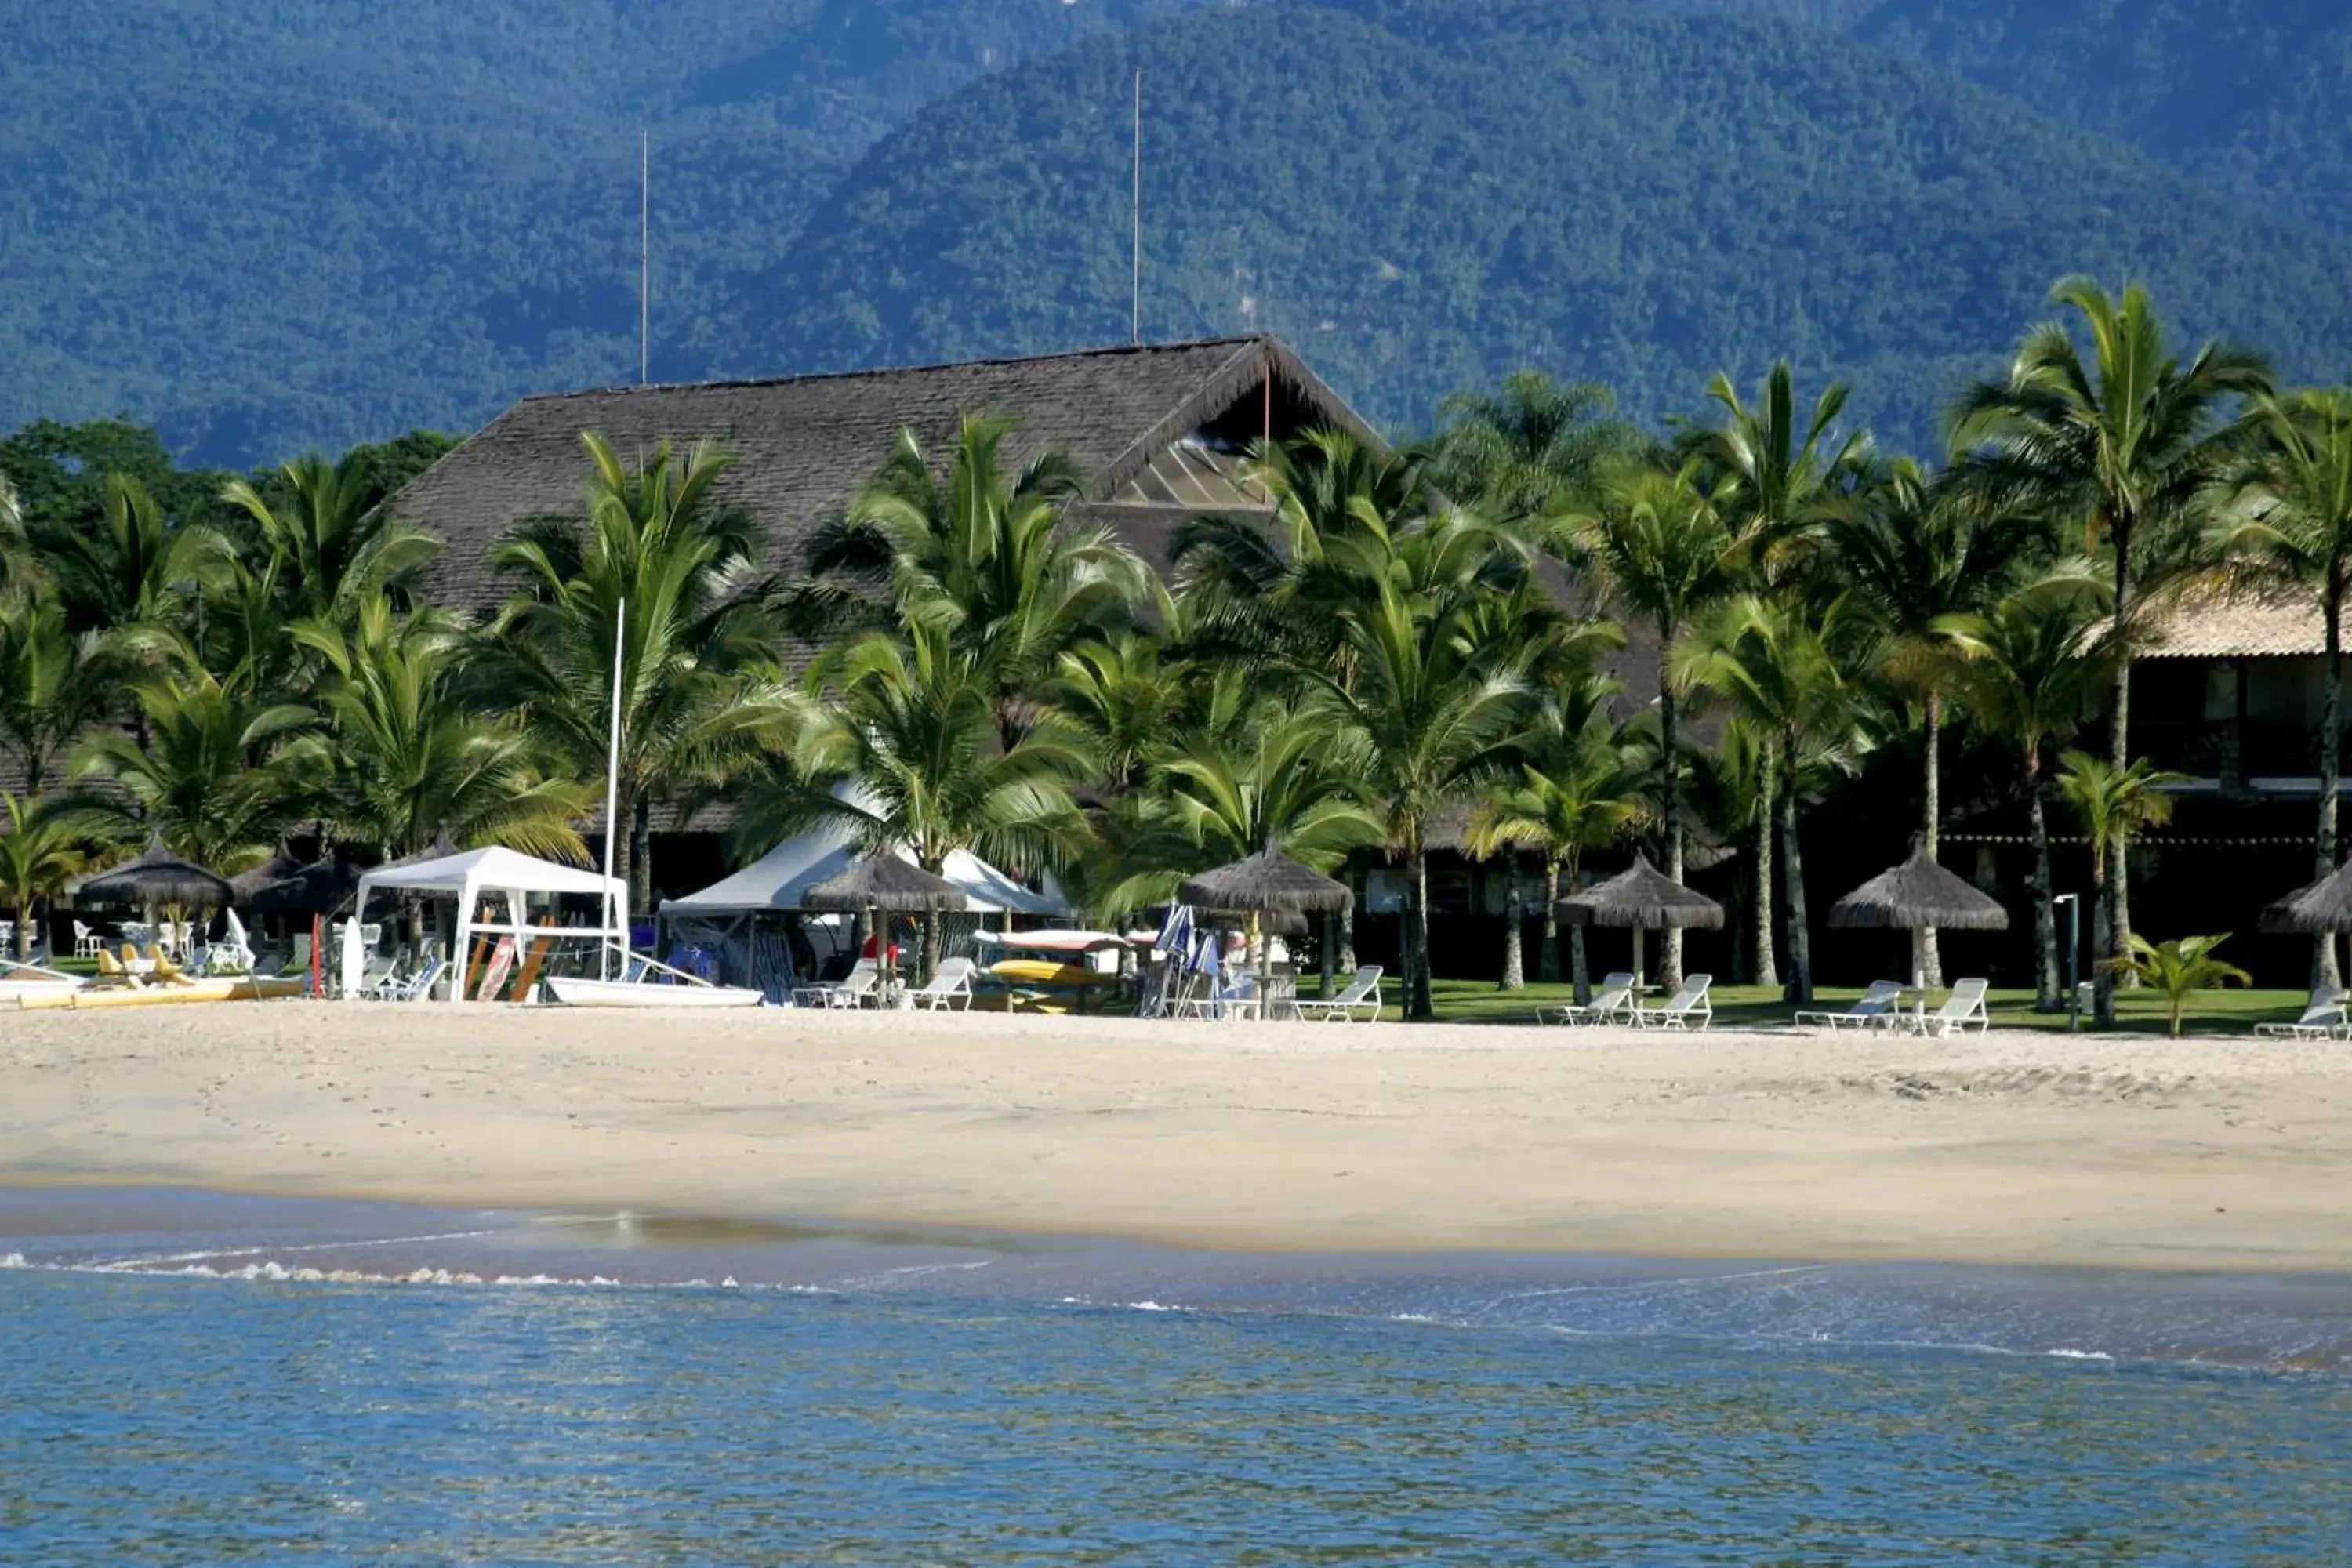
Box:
909 956 978 1011
1540 971 1638 1027
794 956 879 1010
391 959 448 1003
1295 964 1384 1022
1907 977 1991 1036
1634 974 1713 1030
73 920 106 959
1795 979 1907 1033
2254 985 2349 1040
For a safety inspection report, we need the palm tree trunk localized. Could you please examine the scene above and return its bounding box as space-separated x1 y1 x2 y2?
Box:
2028 750 2060 1011
1338 902 1356 975
1658 640 1685 988
2316 575 2343 989
1538 860 1563 985
1754 768 1778 989
2092 862 2117 1028
1919 692 1944 989
1780 760 1811 1005
1405 833 1434 1020
2110 528 2135 985
1499 852 1525 991
1566 858 1592 1005
628 797 653 918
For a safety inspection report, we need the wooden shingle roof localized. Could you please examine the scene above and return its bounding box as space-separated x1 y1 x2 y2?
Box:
396 335 1376 608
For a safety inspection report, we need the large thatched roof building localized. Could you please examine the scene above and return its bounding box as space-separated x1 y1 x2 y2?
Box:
390 335 1376 608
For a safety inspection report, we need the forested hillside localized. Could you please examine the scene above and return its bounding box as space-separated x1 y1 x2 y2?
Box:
5 0 2351 464
746 0 2352 446
0 0 1192 463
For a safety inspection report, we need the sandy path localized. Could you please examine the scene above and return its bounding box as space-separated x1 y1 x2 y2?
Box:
4 1003 2350 1269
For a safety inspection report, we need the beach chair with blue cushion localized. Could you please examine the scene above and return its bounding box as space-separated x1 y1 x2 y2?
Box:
1795 978 1906 1033
1539 971 1638 1027
2253 985 2349 1040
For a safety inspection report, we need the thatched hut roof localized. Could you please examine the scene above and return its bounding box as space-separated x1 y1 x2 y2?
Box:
1179 848 1352 915
1556 853 1723 930
2259 864 2352 934
70 836 234 909
1828 847 2009 931
803 855 968 913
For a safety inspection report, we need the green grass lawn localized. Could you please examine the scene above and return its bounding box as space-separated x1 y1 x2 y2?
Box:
1378 977 2314 1036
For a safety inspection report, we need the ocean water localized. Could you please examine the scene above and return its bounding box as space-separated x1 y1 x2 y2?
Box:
4 1192 2351 1565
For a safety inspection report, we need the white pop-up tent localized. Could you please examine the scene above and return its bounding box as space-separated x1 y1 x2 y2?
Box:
348 846 627 1001
660 823 1069 919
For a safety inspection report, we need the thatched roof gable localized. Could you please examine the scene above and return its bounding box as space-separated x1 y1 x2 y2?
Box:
392 336 1375 609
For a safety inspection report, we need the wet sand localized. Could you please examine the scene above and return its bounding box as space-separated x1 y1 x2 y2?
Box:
3 1003 2350 1270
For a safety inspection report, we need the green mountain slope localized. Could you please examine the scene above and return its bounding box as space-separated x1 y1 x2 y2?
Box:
1853 0 2352 237
0 0 1190 465
735 0 2352 447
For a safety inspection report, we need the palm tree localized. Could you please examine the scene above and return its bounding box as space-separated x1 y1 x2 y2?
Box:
2209 388 2352 983
67 664 314 872
44 474 220 638
293 598 593 865
1953 278 2270 964
1563 459 1744 985
1824 458 2038 984
492 433 779 912
1938 570 2116 1011
1101 699 1384 919
1307 516 1536 1019
221 452 440 628
818 415 1146 739
732 621 1094 979
0 587 114 797
1425 372 1634 524
2056 750 2188 1026
1674 594 1866 1004
1468 679 1647 1001
1056 627 1187 797
0 793 91 960
1687 361 1867 586
2105 934 2249 1037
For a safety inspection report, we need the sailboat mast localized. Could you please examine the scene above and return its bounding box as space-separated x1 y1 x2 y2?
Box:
600 598 626 979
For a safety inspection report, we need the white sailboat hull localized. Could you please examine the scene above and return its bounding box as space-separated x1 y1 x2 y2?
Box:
544 975 764 1008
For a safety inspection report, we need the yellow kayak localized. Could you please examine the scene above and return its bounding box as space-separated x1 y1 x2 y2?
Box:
15 976 307 1011
989 960 1099 989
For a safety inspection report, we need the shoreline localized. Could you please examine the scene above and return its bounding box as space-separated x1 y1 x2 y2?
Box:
5 1004 2351 1273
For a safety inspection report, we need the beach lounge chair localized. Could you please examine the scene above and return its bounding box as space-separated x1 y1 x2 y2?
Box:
793 956 879 1010
2254 985 2350 1040
389 959 448 1003
1295 964 1385 1022
1633 975 1713 1030
1795 979 1907 1033
74 920 106 959
1907 977 1991 1036
909 956 978 1011
350 954 398 999
1539 972 1639 1027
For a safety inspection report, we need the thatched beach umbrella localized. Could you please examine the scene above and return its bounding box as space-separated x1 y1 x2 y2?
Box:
1556 851 1723 985
2258 862 2352 935
1179 845 1352 1014
71 835 234 912
1829 844 2009 987
804 855 967 1004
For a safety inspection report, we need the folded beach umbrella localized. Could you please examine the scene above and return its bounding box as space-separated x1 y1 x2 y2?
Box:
2258 862 2352 934
1555 851 1723 984
1828 844 2009 987
71 835 234 912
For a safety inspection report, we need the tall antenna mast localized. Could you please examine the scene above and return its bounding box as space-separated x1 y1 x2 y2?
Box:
639 130 651 385
1131 68 1142 347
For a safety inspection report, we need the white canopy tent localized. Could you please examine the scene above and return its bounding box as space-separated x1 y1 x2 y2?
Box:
660 822 1069 919
347 847 627 1002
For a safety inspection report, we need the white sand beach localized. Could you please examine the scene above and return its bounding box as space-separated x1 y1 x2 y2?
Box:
4 1003 2350 1271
